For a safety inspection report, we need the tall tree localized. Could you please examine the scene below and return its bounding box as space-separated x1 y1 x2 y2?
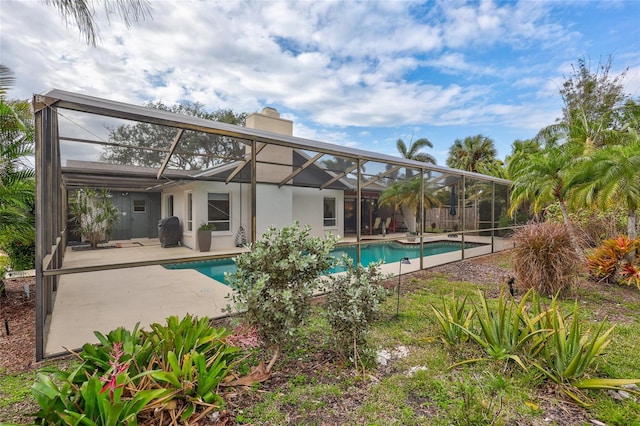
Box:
45 0 152 46
396 137 436 179
100 102 247 170
396 137 436 164
509 56 635 246
570 133 640 239
446 134 497 173
537 56 629 149
508 144 584 258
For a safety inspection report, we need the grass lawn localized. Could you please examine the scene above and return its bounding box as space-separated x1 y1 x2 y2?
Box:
234 257 640 425
1 253 639 425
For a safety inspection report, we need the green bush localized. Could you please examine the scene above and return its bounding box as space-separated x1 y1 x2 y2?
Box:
32 315 254 424
0 234 35 270
545 202 626 247
68 188 119 248
512 221 581 295
324 255 388 370
226 222 339 372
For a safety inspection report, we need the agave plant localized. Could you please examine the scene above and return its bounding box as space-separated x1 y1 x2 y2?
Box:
430 292 475 346
450 287 548 370
532 300 640 406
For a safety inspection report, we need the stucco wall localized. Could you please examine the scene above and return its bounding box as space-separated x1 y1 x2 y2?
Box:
162 182 251 250
162 182 344 250
292 187 344 238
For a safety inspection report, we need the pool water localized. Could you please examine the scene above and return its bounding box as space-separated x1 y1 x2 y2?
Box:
164 240 481 284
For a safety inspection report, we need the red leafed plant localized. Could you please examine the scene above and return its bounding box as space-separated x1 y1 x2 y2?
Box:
619 263 640 290
587 235 639 282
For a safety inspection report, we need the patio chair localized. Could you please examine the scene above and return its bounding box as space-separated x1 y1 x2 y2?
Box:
372 217 381 234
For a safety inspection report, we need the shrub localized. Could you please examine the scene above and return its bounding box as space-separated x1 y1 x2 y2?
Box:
512 221 581 295
324 256 388 370
226 222 339 372
0 234 35 270
68 188 119 248
545 202 626 247
32 315 253 425
586 235 640 289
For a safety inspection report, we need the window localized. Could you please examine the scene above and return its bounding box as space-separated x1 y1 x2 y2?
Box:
186 192 193 232
133 199 146 213
166 195 174 217
323 197 336 227
207 193 230 231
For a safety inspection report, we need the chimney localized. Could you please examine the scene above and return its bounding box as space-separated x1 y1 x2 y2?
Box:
246 107 293 136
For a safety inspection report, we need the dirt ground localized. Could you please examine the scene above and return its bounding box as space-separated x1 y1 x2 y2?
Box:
1 253 638 424
0 276 36 373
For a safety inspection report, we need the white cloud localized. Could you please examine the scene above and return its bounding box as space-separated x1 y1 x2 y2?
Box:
1 0 638 165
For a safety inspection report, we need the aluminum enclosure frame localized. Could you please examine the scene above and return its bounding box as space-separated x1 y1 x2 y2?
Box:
34 89 512 360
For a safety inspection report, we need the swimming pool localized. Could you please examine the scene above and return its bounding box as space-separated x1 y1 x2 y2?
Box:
164 240 482 284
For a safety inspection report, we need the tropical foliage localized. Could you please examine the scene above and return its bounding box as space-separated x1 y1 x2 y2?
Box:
381 178 442 232
396 137 436 165
32 315 257 424
44 0 152 46
507 56 639 256
587 235 640 290
0 65 35 270
431 287 640 407
446 134 498 173
68 188 120 248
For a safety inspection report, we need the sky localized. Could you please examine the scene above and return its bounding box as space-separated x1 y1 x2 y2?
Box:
1 0 639 165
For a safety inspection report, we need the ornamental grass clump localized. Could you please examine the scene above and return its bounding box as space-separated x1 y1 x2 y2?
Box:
512 221 581 295
226 222 339 373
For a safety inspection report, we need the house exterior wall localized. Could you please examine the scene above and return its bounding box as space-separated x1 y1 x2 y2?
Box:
161 183 344 250
162 181 251 250
256 184 293 235
292 187 344 238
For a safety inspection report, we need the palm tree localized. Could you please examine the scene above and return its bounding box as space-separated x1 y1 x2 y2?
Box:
570 136 640 239
446 134 497 173
0 66 35 242
508 145 583 258
396 138 436 164
379 177 440 233
44 0 152 46
396 137 436 178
